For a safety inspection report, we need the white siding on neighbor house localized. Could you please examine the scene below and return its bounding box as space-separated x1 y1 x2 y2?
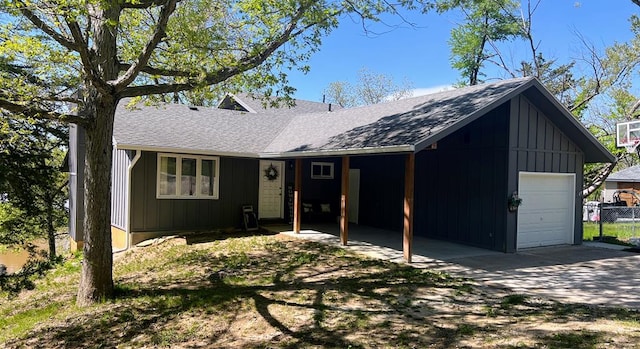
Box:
603 181 618 203
111 148 132 230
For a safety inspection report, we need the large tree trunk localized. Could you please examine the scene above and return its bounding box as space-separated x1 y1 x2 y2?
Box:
45 192 56 262
76 93 116 306
75 2 121 306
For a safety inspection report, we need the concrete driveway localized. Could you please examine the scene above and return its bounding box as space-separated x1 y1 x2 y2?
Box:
443 243 640 309
276 226 640 309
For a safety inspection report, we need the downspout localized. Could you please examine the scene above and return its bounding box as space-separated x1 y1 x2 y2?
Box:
113 149 141 253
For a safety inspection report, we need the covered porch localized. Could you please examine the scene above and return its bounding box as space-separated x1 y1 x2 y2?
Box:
263 223 501 268
287 155 418 262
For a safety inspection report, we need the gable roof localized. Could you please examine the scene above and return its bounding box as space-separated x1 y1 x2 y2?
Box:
606 165 640 182
113 77 614 163
264 78 529 155
218 93 336 115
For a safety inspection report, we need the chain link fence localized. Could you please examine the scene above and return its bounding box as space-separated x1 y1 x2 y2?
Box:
584 202 640 245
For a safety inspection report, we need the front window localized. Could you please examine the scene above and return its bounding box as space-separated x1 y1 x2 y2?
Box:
311 162 334 179
157 154 219 199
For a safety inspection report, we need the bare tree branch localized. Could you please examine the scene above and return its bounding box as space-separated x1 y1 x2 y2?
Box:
0 98 85 125
582 161 616 197
121 0 173 9
118 82 195 98
119 1 317 98
118 63 198 78
66 18 112 96
112 0 178 89
13 0 79 52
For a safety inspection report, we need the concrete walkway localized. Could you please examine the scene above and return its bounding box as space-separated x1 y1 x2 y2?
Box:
271 224 640 309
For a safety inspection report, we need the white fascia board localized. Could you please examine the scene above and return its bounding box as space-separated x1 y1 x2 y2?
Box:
261 145 415 158
115 143 260 158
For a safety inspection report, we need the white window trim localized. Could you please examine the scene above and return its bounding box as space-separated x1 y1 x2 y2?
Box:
311 162 334 179
156 153 220 199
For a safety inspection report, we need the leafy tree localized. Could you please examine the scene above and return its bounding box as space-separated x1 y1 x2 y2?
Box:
0 0 419 305
0 114 67 295
436 0 523 85
0 115 68 258
438 0 640 197
324 67 413 107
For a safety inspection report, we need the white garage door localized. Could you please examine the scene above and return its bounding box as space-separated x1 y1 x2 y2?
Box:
517 172 575 249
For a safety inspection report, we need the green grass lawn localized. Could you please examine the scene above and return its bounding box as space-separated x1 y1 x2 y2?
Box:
583 222 640 245
2 233 640 348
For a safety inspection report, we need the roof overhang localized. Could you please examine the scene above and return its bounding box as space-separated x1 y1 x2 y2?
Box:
262 145 415 158
605 179 640 183
115 143 261 159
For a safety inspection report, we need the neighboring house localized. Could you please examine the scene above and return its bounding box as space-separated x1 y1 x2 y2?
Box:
603 165 640 205
68 77 614 259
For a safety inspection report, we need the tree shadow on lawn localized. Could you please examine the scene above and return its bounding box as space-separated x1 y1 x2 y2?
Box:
6 238 640 348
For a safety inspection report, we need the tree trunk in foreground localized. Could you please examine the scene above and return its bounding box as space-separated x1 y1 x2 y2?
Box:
76 94 116 306
45 195 56 261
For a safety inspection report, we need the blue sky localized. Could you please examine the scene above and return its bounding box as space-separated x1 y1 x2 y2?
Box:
287 1 640 102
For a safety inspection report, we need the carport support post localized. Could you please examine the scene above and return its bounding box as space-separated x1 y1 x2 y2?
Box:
404 153 415 263
340 156 350 245
293 158 302 234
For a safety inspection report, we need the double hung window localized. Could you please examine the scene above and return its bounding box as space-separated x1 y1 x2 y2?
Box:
157 154 219 199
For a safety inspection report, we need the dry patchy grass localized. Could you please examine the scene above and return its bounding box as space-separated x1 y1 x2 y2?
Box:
1 233 640 348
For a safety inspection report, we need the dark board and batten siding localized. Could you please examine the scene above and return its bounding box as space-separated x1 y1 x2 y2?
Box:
351 155 405 232
129 152 259 233
505 95 584 252
414 102 510 251
110 148 132 230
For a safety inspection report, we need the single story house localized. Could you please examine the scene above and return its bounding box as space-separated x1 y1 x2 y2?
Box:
68 77 614 260
603 165 640 205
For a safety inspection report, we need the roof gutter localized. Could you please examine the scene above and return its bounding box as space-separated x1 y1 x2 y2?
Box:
117 143 415 159
260 145 415 158
115 143 261 159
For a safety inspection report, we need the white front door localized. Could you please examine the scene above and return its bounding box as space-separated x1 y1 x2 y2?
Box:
259 160 285 219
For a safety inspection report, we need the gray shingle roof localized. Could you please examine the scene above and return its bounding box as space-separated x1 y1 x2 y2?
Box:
113 77 614 163
263 78 531 155
606 165 640 182
113 103 294 156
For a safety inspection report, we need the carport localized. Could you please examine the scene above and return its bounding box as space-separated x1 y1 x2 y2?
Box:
278 78 614 264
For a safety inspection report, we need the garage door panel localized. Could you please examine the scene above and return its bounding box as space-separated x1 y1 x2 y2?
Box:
519 209 571 226
517 173 575 249
520 195 570 210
